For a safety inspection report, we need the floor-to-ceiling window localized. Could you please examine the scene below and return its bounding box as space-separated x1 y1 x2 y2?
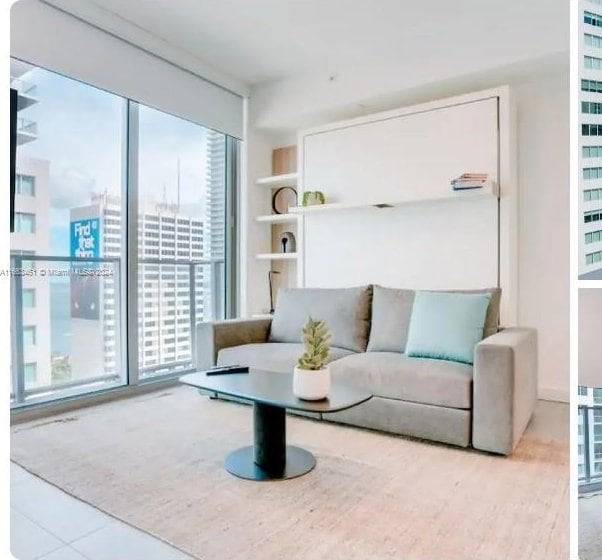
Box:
10 59 236 408
135 104 227 379
10 59 126 406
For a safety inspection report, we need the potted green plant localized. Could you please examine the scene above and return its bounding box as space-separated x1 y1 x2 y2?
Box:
293 317 331 400
302 190 326 206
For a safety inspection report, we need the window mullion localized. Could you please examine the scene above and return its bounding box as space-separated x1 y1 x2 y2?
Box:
125 101 140 386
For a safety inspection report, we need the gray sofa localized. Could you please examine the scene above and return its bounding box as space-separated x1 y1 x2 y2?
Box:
196 285 537 455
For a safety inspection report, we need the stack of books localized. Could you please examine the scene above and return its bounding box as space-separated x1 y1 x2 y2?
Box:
451 173 488 191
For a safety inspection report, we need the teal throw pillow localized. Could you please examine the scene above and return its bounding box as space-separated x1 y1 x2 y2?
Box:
405 291 491 365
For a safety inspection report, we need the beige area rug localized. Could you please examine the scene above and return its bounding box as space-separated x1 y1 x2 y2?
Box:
11 387 568 560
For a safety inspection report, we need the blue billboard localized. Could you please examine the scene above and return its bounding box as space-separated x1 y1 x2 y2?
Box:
70 218 101 320
70 218 100 259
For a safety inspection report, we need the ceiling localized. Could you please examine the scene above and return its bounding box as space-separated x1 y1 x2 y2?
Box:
59 0 568 87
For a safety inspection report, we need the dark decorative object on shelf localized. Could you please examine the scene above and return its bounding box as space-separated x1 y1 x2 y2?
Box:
272 186 297 215
268 270 281 314
280 231 296 253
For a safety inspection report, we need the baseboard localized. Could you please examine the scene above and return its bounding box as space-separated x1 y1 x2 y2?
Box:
10 377 181 425
538 386 569 403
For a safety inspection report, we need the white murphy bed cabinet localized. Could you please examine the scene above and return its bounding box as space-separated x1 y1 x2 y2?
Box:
295 87 517 325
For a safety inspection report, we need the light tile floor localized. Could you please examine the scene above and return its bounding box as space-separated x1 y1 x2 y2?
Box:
10 462 195 560
580 492 602 560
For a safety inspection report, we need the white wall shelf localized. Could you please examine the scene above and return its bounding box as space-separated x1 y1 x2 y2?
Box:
256 252 298 260
290 183 498 215
256 172 298 187
255 213 298 224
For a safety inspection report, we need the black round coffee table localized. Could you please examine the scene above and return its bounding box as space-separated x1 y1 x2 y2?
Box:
180 369 372 481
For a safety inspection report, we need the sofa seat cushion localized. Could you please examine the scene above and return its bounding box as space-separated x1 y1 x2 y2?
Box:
217 343 355 373
329 352 473 409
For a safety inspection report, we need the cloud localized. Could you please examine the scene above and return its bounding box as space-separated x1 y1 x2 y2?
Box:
50 166 100 208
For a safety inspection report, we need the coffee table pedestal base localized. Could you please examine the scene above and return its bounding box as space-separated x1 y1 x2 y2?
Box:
225 445 316 481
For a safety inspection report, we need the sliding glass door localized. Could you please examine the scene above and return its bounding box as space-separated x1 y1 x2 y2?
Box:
10 59 127 406
135 104 227 379
10 58 236 408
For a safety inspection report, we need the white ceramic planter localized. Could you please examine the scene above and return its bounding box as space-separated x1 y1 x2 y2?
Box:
293 366 330 400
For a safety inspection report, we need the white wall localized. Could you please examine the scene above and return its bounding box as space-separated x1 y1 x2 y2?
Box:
246 57 569 401
579 289 602 388
514 71 569 402
239 114 272 317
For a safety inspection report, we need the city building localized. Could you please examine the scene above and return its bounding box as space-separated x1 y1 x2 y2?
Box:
580 1 602 278
205 129 227 319
10 58 52 393
70 193 205 379
578 386 602 483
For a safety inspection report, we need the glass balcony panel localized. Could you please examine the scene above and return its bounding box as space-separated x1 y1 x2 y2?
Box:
137 261 223 380
11 256 125 407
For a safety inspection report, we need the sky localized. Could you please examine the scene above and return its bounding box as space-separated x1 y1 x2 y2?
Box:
14 61 212 256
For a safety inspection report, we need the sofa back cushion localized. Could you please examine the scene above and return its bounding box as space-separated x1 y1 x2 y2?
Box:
366 286 415 353
464 287 501 338
269 286 373 352
367 285 501 353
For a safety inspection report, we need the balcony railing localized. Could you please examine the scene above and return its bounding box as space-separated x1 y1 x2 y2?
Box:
136 257 224 380
579 405 602 493
10 254 224 407
10 77 38 98
10 254 123 406
17 118 38 136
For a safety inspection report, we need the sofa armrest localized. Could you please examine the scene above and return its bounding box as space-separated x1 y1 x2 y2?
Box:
196 318 272 370
472 327 537 455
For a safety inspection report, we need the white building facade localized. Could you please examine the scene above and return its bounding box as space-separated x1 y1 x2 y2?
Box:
580 1 602 278
70 193 206 378
205 130 227 319
10 59 52 392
